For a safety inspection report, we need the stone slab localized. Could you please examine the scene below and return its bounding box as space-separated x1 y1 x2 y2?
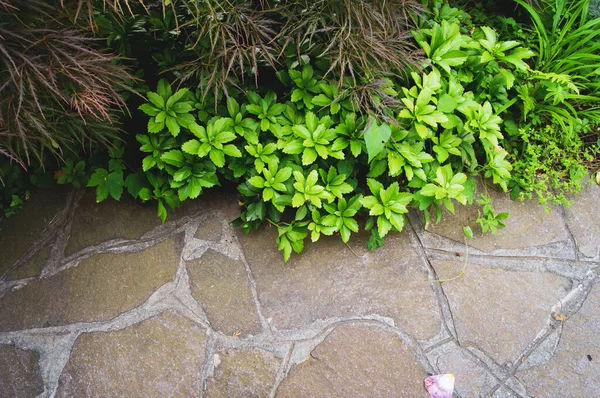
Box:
433 260 570 365
517 282 600 397
0 189 66 275
0 239 178 332
425 342 496 398
564 180 600 258
6 245 49 281
65 193 163 255
0 345 43 397
425 184 569 253
56 312 207 397
206 347 280 397
277 324 428 397
187 249 262 336
194 213 224 242
238 226 440 339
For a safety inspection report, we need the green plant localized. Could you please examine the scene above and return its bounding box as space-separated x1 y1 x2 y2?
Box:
476 193 509 234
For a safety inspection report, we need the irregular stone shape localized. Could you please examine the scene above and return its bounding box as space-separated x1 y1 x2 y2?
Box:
425 342 495 398
175 188 241 224
238 226 440 339
66 193 162 254
517 283 600 397
56 312 207 397
277 325 428 397
564 180 600 258
433 260 570 364
0 189 66 275
0 345 43 397
194 213 224 241
187 250 262 336
206 348 280 397
425 184 569 253
6 245 49 280
0 239 178 332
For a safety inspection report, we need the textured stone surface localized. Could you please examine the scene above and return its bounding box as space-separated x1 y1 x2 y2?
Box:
518 282 600 397
434 260 570 364
0 345 43 397
238 226 440 339
66 193 162 254
425 342 495 398
0 190 66 275
564 181 600 258
0 239 178 332
194 213 224 241
187 250 261 336
56 312 207 397
277 325 428 397
206 348 280 397
425 186 569 252
6 245 49 280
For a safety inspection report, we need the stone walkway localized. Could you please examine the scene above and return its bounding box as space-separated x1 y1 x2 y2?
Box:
0 181 598 398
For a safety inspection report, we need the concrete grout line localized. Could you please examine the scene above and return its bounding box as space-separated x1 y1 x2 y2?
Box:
556 202 581 262
223 216 274 337
198 331 217 398
486 269 598 397
406 216 458 341
269 342 294 398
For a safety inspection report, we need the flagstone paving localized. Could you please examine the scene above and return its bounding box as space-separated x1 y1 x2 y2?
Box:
0 181 599 397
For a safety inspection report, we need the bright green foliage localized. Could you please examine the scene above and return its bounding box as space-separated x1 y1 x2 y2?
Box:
283 112 342 165
322 194 363 242
87 168 124 202
246 92 287 132
248 160 292 205
140 80 195 137
364 119 392 163
291 170 332 208
182 118 242 167
276 222 308 262
476 194 509 234
289 66 320 109
419 165 467 213
361 179 412 238
319 167 354 199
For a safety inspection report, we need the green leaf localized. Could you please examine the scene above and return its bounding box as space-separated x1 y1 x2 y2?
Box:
161 150 185 167
364 121 391 163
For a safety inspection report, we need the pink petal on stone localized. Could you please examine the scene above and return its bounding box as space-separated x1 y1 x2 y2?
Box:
424 373 455 398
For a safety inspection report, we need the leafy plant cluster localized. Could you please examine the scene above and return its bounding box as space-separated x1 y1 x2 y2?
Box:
127 12 535 260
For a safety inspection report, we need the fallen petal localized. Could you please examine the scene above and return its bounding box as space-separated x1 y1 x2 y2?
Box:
424 373 455 398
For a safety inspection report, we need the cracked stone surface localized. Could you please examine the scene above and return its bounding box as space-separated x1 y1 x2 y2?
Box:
1 184 599 397
564 181 600 258
186 250 262 336
0 189 66 275
238 227 441 339
277 324 428 397
433 259 570 364
205 347 280 397
56 312 207 397
517 281 600 397
0 344 43 397
425 182 570 253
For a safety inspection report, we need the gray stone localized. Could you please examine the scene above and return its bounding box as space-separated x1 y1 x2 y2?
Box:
425 342 496 398
65 193 163 254
194 213 224 242
0 239 178 332
56 312 207 397
277 324 428 397
564 180 600 258
0 345 43 397
0 190 66 275
433 260 570 364
206 348 280 398
6 245 49 280
238 226 441 339
517 282 600 397
176 189 241 224
186 249 262 336
425 184 569 253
